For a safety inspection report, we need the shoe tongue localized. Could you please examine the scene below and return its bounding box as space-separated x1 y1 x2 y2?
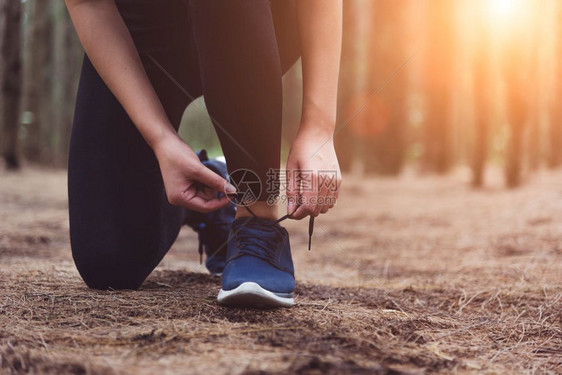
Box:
232 217 287 258
232 216 284 237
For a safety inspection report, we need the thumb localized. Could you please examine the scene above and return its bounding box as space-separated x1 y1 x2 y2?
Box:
194 166 237 195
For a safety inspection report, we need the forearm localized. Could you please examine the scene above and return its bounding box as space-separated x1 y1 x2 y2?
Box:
66 0 177 149
296 0 343 135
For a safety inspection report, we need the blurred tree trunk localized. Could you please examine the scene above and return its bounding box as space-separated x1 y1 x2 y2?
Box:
51 1 81 166
550 4 562 168
22 0 53 163
526 4 543 171
471 1 491 187
503 31 533 187
472 62 490 187
526 94 541 171
336 0 373 173
505 94 527 188
422 0 455 173
0 0 23 170
363 0 412 175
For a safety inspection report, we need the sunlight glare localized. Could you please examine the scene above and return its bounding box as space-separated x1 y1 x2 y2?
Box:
487 0 524 26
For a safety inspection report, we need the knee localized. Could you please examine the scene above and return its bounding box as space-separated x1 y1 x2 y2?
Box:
72 251 147 291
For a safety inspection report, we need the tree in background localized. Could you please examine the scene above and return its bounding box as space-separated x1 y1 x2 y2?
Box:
21 0 53 163
0 0 23 170
336 0 373 173
362 0 414 175
421 0 455 174
502 0 535 188
18 0 81 166
0 0 561 189
524 1 547 172
471 0 492 187
51 0 82 166
550 2 562 168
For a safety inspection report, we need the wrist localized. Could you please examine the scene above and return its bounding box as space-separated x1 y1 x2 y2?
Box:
150 128 183 157
297 119 335 139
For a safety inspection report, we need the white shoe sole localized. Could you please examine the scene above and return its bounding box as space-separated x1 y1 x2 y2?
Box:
217 282 294 308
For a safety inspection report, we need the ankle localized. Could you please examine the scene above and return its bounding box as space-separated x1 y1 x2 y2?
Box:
235 202 278 221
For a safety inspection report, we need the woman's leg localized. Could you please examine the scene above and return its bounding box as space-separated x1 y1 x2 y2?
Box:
189 0 300 209
272 0 301 74
189 0 302 307
68 0 201 290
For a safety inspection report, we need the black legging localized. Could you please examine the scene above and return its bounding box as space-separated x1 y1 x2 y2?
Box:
68 0 300 290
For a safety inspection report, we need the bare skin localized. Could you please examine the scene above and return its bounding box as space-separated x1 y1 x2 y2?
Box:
287 0 343 219
65 0 342 220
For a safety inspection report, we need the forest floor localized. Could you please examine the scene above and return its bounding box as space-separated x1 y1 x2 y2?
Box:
0 167 561 374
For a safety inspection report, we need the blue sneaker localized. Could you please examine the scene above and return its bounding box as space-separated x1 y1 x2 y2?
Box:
217 216 295 307
184 150 236 275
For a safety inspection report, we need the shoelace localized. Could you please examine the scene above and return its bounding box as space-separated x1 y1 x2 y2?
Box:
231 193 314 251
195 221 225 265
196 194 315 265
194 222 207 264
232 217 287 263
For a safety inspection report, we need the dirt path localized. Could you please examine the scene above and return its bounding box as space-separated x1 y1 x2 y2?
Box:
1 168 561 374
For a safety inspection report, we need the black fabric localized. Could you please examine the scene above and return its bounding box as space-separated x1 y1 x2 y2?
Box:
68 0 300 290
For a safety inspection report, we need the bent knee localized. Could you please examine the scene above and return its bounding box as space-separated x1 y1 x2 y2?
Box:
73 252 148 291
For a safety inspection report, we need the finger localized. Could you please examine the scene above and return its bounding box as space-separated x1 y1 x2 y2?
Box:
327 183 338 210
193 165 236 194
319 185 333 214
319 172 337 213
168 189 231 213
196 186 217 201
332 175 342 206
286 167 300 216
328 190 337 209
326 174 341 210
291 171 317 220
184 194 231 213
320 189 336 214
313 174 331 216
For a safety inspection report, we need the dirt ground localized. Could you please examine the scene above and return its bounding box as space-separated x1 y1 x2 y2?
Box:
0 167 561 374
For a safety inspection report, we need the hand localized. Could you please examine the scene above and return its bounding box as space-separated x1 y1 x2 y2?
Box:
153 134 236 213
286 126 342 219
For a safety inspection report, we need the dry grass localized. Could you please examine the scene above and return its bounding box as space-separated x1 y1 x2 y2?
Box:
0 167 561 374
